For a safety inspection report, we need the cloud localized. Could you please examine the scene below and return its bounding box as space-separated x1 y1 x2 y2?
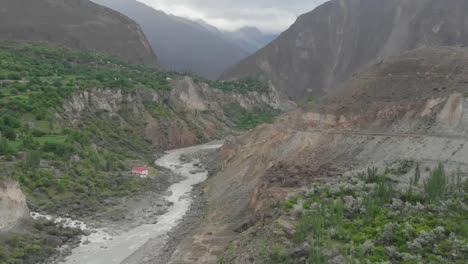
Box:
137 0 329 33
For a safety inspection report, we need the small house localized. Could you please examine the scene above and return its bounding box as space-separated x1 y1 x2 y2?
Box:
131 167 149 178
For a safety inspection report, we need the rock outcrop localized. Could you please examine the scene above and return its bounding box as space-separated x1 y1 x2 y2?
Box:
0 0 158 67
61 76 291 151
0 181 28 232
222 0 468 100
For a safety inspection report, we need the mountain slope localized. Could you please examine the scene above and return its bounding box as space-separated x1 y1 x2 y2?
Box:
92 0 252 79
0 0 158 67
222 0 468 100
169 46 468 264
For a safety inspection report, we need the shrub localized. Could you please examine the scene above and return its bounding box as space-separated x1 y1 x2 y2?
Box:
31 129 47 137
1 127 16 140
21 135 40 150
42 141 73 158
7 72 21 80
0 137 16 155
24 151 41 170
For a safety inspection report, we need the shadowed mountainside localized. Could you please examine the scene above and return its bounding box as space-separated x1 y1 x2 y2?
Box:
0 0 158 67
222 0 468 101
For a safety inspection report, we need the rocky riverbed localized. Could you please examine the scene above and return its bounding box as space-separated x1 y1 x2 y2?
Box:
53 141 223 264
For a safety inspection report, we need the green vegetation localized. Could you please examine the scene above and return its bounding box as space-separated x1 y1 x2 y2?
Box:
223 104 280 130
0 219 81 264
268 165 468 263
0 43 176 212
0 42 173 117
210 78 270 94
0 42 280 214
190 74 270 94
0 41 283 263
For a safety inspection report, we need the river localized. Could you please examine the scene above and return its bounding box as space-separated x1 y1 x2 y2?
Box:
61 141 223 264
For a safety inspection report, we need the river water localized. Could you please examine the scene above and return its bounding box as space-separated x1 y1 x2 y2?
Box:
60 141 223 264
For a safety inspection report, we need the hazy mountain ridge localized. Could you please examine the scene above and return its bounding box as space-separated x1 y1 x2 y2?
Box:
92 0 276 79
222 0 468 100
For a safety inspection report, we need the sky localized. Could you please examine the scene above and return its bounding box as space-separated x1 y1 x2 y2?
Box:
137 0 329 34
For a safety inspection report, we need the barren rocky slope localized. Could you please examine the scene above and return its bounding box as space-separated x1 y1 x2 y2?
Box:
0 181 28 232
168 47 468 263
222 0 468 100
0 0 158 66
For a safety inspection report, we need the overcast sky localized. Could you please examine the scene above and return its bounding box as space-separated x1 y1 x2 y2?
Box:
137 0 329 33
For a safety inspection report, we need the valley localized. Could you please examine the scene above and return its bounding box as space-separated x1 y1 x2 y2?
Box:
0 0 468 263
0 42 286 263
63 141 222 264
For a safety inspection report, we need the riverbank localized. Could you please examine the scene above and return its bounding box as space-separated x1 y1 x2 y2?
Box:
121 183 207 264
58 141 222 264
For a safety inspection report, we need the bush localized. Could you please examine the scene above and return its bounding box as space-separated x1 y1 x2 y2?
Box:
1 127 16 140
42 141 73 158
7 72 21 80
0 137 16 156
24 151 41 170
21 135 40 150
31 129 47 137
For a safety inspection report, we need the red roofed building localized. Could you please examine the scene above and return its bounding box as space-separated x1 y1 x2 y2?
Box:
131 167 149 178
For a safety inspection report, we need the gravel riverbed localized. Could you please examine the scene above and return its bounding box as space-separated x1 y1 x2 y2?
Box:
57 141 223 264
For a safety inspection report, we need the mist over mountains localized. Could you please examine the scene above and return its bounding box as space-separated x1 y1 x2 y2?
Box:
93 0 277 79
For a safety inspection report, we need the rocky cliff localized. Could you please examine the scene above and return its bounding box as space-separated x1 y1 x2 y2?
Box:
0 0 158 67
222 0 468 100
61 76 290 151
169 47 468 263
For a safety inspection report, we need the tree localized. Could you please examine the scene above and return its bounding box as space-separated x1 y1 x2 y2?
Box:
24 151 41 170
0 137 16 156
1 127 16 141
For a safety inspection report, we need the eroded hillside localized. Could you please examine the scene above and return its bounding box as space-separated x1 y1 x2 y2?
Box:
168 47 468 264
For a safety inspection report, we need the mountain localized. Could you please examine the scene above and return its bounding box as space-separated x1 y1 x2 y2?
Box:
222 0 468 101
0 0 158 67
169 46 468 264
92 0 275 80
